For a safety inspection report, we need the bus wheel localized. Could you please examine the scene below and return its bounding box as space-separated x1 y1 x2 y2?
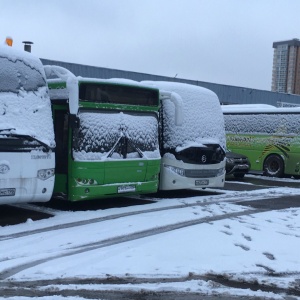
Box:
263 155 284 177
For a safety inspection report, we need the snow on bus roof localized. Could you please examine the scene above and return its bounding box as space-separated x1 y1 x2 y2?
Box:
141 80 217 97
45 66 159 90
0 44 46 76
141 80 226 150
79 77 160 89
221 104 300 114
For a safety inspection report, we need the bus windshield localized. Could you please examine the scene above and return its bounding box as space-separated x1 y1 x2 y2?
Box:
0 47 55 149
72 110 159 161
152 81 226 150
0 131 54 152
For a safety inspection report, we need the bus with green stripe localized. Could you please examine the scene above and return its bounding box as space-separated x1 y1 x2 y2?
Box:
222 104 300 178
44 65 167 201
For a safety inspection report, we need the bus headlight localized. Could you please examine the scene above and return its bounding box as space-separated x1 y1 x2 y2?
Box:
216 167 225 176
75 178 98 185
37 168 55 180
164 165 185 177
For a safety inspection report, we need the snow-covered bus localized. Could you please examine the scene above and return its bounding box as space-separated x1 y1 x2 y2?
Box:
0 43 55 204
222 104 300 178
45 66 166 201
142 81 226 190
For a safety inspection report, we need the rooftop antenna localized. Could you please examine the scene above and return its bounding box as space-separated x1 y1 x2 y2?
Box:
22 41 33 52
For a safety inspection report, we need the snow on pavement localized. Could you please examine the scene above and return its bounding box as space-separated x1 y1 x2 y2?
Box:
0 183 300 299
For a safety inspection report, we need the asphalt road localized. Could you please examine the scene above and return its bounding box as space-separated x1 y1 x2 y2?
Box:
1 175 300 227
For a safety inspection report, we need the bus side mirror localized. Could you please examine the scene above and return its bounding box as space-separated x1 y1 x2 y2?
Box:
69 114 80 129
160 91 183 126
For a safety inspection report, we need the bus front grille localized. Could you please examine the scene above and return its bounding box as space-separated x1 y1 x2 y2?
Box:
185 169 221 178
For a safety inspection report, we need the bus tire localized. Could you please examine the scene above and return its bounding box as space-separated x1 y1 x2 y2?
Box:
263 155 284 177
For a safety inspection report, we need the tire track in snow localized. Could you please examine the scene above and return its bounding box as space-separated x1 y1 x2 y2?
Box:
1 272 300 298
0 207 270 280
0 189 285 241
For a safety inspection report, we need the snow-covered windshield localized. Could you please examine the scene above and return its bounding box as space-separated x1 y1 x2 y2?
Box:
72 110 160 161
142 81 226 150
0 46 55 148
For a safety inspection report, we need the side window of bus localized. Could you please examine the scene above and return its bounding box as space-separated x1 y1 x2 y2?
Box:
225 113 300 136
225 114 278 135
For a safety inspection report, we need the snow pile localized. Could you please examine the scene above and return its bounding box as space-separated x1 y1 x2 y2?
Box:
0 45 55 147
142 81 226 150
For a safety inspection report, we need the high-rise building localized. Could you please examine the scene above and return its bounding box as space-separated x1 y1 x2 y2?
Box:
271 38 300 94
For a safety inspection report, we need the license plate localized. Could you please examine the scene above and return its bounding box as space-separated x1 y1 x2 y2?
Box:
0 188 16 197
117 185 136 193
195 179 209 186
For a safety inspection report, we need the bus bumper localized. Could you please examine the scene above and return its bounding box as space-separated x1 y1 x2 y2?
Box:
67 180 159 201
159 161 226 190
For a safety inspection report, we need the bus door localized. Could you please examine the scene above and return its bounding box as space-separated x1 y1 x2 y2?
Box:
53 108 69 195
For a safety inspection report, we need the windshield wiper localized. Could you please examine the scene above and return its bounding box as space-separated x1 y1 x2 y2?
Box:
0 132 54 151
107 135 143 159
0 128 16 134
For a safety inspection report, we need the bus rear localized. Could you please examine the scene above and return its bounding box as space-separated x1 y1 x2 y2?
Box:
0 44 55 204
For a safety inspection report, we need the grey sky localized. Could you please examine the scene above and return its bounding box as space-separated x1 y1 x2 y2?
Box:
1 0 300 91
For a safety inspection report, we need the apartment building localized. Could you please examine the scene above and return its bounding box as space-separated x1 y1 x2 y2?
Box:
272 38 300 94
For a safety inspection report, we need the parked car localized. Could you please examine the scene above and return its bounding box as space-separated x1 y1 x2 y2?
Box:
226 151 250 178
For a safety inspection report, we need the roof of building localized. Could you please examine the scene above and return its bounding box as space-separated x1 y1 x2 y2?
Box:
273 38 300 48
41 58 300 107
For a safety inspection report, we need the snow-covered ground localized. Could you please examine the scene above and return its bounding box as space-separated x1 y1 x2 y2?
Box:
1 176 300 299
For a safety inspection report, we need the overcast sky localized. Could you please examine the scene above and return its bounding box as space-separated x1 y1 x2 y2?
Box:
1 0 300 91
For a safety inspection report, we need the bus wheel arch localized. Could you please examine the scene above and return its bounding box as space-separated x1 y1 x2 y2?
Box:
263 154 284 177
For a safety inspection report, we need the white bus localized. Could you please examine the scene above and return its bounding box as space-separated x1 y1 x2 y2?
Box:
0 43 55 204
142 81 226 190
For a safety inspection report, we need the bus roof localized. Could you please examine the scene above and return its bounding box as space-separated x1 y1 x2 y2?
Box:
141 80 226 149
221 104 300 114
0 45 46 76
45 65 159 91
141 80 218 98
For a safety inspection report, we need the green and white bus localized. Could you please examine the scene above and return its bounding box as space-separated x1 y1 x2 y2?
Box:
222 104 300 178
45 66 163 201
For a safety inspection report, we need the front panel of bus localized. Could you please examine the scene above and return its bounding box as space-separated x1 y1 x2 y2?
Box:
151 81 226 190
50 80 161 201
0 139 55 204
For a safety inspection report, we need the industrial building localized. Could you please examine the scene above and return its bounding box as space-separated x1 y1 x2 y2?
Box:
41 58 300 107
